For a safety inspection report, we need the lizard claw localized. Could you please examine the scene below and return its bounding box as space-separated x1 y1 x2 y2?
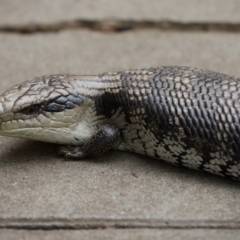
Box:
57 145 85 160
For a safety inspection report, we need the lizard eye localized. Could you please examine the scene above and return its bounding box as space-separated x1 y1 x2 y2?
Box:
21 104 40 115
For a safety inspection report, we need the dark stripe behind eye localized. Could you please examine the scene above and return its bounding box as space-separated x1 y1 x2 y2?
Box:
43 94 84 112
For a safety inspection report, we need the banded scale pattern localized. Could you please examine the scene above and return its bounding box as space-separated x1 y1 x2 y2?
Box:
97 67 240 179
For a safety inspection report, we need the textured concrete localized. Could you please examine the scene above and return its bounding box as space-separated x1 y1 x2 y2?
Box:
1 30 240 90
0 137 240 223
0 31 240 229
0 0 240 24
1 0 240 237
1 229 240 240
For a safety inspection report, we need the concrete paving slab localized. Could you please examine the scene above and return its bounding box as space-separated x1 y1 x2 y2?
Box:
1 30 240 91
0 0 240 25
0 137 240 227
0 30 240 228
1 229 240 240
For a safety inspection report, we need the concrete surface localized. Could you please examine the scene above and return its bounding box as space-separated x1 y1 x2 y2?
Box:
0 137 240 223
0 1 240 239
1 30 240 90
1 229 240 240
1 0 240 24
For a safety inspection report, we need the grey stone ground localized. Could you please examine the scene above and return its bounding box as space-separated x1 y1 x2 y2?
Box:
1 229 240 240
1 0 240 23
1 1 240 239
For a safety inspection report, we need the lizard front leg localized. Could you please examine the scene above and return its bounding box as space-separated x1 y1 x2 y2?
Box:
58 124 120 159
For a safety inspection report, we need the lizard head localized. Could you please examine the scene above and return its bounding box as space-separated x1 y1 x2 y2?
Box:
0 75 97 145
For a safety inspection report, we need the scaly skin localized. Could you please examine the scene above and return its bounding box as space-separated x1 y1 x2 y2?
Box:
0 66 240 180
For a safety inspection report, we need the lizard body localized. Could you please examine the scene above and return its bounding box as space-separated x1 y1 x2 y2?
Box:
0 66 240 180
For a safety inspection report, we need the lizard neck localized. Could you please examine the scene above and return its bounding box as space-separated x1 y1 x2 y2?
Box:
68 74 123 97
